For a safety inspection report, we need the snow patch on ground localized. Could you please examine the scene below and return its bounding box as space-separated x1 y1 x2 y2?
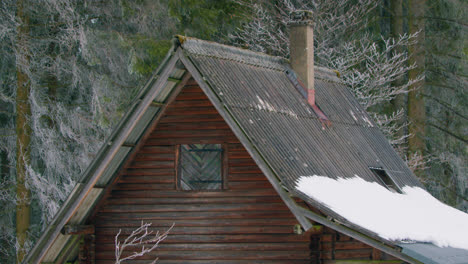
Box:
296 175 468 250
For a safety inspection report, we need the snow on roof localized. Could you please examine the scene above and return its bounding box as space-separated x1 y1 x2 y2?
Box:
296 175 468 250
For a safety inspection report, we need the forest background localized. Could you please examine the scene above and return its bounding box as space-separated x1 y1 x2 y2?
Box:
0 0 466 263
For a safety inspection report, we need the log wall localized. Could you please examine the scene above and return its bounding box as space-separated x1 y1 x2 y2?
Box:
93 81 312 263
91 80 402 264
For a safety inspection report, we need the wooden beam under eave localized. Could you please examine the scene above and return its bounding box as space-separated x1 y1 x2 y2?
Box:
61 225 94 235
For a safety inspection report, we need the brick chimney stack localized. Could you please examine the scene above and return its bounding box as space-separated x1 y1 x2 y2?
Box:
289 11 315 106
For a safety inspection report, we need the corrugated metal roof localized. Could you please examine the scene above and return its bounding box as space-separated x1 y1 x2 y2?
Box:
182 39 421 191
399 243 468 264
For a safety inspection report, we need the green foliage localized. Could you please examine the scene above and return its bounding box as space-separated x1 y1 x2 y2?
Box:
168 0 245 40
132 38 172 76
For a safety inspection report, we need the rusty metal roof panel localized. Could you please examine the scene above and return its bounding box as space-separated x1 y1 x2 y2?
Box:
182 38 422 189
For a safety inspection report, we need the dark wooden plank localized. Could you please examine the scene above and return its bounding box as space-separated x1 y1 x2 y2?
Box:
228 181 274 189
146 136 239 145
114 183 175 191
96 218 298 227
97 260 312 264
158 114 225 123
128 160 174 169
97 225 310 235
105 195 283 205
118 175 174 184
150 129 234 138
99 259 312 264
229 166 263 174
97 250 311 260
96 234 310 244
133 153 175 161
228 173 268 181
110 189 278 198
96 211 295 221
156 122 230 130
101 203 290 213
169 100 214 108
125 168 174 176
96 242 310 252
163 107 219 116
137 146 174 154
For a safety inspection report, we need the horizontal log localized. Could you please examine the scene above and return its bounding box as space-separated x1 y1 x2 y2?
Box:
146 136 239 145
158 115 225 123
96 260 312 264
96 218 298 228
228 173 268 181
229 166 263 174
97 233 310 244
114 183 175 191
96 211 295 221
175 93 210 100
178 85 204 92
169 100 214 108
128 160 174 169
96 242 310 252
101 203 289 213
137 146 174 154
228 159 258 167
96 225 310 236
97 250 311 260
105 196 282 205
155 122 230 131
228 181 273 189
133 153 175 161
321 249 373 260
125 168 174 176
163 107 219 116
110 189 278 198
227 143 246 151
118 175 175 184
150 129 233 138
228 152 252 159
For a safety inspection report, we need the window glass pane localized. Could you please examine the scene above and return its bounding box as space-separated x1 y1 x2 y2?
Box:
179 144 222 190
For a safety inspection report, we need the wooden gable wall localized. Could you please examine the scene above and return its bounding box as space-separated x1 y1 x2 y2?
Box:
88 79 401 264
91 79 311 263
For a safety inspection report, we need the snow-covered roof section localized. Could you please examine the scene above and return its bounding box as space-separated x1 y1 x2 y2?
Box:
296 175 468 251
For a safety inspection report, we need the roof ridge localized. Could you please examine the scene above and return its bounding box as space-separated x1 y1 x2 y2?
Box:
177 36 287 71
177 36 342 83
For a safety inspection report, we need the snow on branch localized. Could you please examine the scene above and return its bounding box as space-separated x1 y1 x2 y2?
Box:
115 221 173 264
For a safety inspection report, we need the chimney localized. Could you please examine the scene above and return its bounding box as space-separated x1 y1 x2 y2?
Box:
289 11 315 106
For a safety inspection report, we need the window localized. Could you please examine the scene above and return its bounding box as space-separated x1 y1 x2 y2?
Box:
370 167 402 193
177 144 224 190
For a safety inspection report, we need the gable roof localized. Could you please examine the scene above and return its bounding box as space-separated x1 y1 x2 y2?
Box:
24 36 467 264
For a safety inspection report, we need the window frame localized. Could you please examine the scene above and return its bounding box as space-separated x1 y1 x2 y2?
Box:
175 143 228 191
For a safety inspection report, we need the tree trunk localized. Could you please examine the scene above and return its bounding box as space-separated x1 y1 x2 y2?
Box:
15 0 31 262
390 0 407 153
407 0 426 178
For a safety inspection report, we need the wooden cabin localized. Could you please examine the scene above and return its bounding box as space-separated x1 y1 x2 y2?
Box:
25 18 467 264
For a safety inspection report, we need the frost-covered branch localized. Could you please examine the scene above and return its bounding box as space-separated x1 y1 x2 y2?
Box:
231 0 423 152
115 221 173 264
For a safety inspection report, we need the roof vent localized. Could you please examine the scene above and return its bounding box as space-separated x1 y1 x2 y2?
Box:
370 167 402 193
